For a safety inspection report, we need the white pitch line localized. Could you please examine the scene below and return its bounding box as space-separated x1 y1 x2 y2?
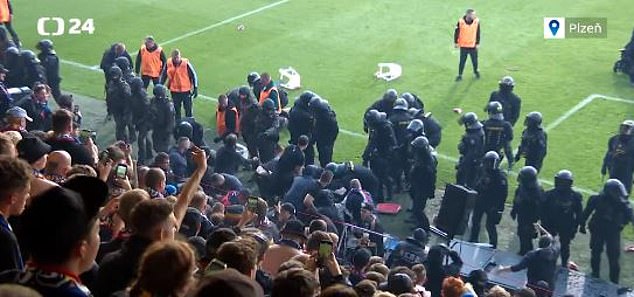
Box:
600 96 634 104
60 59 101 71
544 94 597 132
129 0 290 58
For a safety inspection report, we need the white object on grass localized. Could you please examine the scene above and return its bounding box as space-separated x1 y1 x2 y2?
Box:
278 66 301 90
374 63 402 81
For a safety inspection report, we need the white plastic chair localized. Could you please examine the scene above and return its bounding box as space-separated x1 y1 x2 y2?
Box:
278 67 301 90
374 63 402 81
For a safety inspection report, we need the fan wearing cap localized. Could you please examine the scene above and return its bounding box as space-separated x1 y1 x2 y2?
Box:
261 219 307 276
18 83 52 132
489 76 522 127
386 228 428 268
0 156 31 273
16 137 52 190
135 36 166 89
1 106 31 135
0 176 107 297
0 64 10 116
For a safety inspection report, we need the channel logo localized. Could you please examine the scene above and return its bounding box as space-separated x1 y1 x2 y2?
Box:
544 17 565 39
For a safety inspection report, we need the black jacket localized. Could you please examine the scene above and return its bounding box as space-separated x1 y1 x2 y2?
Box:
489 90 521 126
150 96 175 133
46 136 94 165
106 79 131 115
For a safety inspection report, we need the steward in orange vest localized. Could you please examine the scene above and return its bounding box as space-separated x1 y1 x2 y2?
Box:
257 72 281 113
215 94 240 141
454 9 481 81
135 36 166 88
160 49 198 121
0 0 21 47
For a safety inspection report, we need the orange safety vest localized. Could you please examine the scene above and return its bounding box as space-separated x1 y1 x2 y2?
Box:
0 0 10 23
457 17 479 48
139 45 163 77
166 57 192 92
259 86 281 112
216 106 240 136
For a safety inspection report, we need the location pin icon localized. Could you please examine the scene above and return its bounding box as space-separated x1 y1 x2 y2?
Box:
549 20 560 36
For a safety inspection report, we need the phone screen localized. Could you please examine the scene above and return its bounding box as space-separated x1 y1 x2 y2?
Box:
319 241 333 259
116 164 127 179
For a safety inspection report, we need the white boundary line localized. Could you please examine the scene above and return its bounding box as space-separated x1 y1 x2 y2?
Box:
59 57 634 195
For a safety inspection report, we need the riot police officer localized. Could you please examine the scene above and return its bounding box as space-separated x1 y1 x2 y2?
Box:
515 111 548 172
408 136 437 230
363 109 397 202
255 99 285 163
247 71 264 100
581 179 634 284
4 47 23 87
483 101 514 169
227 85 254 114
20 49 47 89
489 76 521 126
469 151 507 248
389 98 413 192
150 84 175 153
541 170 583 267
176 117 206 148
114 56 136 83
456 112 485 188
35 39 61 102
289 91 316 165
310 97 339 167
129 76 153 164
106 65 132 142
511 166 544 255
386 228 429 268
409 107 442 148
240 100 260 158
364 89 398 132
402 92 424 110
601 120 634 193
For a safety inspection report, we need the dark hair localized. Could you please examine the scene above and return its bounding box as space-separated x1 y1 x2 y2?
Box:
298 135 309 146
145 168 165 189
354 280 377 297
153 152 169 164
278 260 304 273
320 284 358 297
130 199 174 236
205 228 238 259
129 240 195 297
272 268 319 297
514 288 537 297
51 109 73 133
66 164 97 178
308 219 327 234
305 230 331 252
216 240 257 276
57 94 74 110
0 156 31 202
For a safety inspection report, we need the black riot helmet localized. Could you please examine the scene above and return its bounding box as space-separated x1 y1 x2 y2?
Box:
554 169 573 190
393 98 408 111
238 86 251 97
459 112 483 130
109 65 123 80
309 97 329 113
153 84 168 99
406 119 425 135
524 111 543 128
176 121 194 140
383 89 398 104
262 98 276 111
365 109 381 126
518 166 538 185
486 101 503 115
378 111 388 122
36 39 54 52
619 120 634 136
402 93 416 108
247 71 260 86
603 179 628 199
20 49 39 63
298 90 316 106
129 76 144 92
482 151 500 170
499 76 515 90
114 56 131 72
410 136 430 150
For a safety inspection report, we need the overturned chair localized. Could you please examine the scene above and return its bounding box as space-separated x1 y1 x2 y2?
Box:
278 66 301 90
374 63 402 81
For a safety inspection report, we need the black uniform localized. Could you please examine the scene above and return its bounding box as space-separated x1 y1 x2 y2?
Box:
469 168 507 248
541 187 583 266
408 146 437 230
516 127 548 172
106 76 132 142
288 97 315 165
483 117 514 163
386 238 427 268
581 189 634 284
313 107 338 167
489 90 521 126
177 117 205 148
37 51 61 102
363 119 397 202
255 110 283 163
0 79 11 116
240 103 260 158
149 95 175 153
602 135 634 193
22 55 47 89
411 110 442 148
456 127 485 188
511 184 544 255
129 81 153 164
388 108 413 191
100 44 133 85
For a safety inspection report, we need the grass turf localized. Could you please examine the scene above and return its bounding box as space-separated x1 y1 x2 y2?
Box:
13 0 634 286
